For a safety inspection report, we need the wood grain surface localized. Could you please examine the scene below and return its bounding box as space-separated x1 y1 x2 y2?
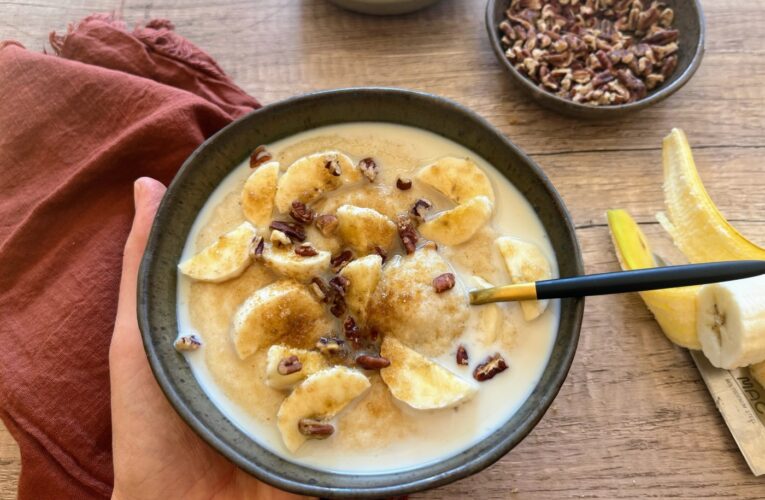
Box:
2 0 765 498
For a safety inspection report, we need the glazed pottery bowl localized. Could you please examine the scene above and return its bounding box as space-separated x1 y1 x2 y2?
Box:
486 0 705 119
138 88 584 497
328 0 441 15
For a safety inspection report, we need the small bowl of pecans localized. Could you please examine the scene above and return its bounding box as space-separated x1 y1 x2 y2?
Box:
486 0 705 118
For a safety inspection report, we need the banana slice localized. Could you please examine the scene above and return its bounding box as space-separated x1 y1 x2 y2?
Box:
608 209 700 349
380 337 477 410
274 152 359 213
241 161 279 227
696 276 765 369
367 245 469 356
751 361 765 388
661 128 765 263
419 196 493 246
277 366 370 452
231 280 330 359
339 254 383 321
495 236 551 321
472 276 501 345
265 345 329 390
262 243 331 283
416 157 495 204
336 204 397 253
178 222 257 283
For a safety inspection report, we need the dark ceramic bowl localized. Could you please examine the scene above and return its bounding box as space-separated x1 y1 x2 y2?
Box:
486 0 705 119
138 88 584 498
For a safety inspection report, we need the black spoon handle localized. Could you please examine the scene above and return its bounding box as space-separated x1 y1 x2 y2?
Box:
536 260 765 300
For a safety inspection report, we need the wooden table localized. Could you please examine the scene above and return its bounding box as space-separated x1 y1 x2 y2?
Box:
3 0 765 498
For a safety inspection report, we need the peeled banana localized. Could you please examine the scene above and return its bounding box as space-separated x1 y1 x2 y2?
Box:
178 222 257 283
338 254 382 321
416 157 495 205
660 128 765 263
419 196 493 247
495 236 551 321
241 162 279 228
276 366 370 452
265 345 328 390
696 276 765 369
274 152 359 213
262 242 331 283
380 337 477 410
607 209 701 350
335 204 397 253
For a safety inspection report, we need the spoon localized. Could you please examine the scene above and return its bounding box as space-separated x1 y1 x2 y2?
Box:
469 260 765 305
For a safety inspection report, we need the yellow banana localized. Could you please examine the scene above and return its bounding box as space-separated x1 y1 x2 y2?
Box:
660 128 765 263
607 209 701 349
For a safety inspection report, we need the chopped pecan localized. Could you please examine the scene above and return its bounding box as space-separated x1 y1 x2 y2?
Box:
329 297 346 318
355 354 391 370
373 245 388 263
329 275 350 297
396 177 413 190
358 157 378 182
249 145 272 168
330 250 354 273
298 418 334 439
174 334 202 352
250 235 265 259
473 353 508 381
315 214 339 237
277 355 302 375
456 345 469 366
396 214 419 254
324 158 341 176
316 336 345 355
433 273 456 293
410 198 433 221
269 220 306 242
295 243 319 257
343 316 361 341
289 201 315 224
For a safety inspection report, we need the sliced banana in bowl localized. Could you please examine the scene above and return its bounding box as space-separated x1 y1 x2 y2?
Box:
261 241 331 283
265 345 329 390
274 151 359 213
336 204 397 254
419 195 494 246
178 222 258 283
416 157 495 205
277 366 371 452
242 162 280 228
380 337 477 410
496 236 552 322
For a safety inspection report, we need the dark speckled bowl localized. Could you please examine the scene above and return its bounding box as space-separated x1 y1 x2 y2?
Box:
486 0 705 119
137 88 584 498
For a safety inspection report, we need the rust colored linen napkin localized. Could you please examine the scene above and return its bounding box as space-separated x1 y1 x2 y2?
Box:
0 14 259 499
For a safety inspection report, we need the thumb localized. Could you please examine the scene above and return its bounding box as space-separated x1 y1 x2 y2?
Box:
115 177 167 329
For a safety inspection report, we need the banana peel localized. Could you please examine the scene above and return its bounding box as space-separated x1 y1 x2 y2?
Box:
607 209 701 350
660 128 765 263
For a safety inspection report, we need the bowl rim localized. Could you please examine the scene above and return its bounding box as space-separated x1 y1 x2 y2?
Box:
137 87 585 497
485 0 706 114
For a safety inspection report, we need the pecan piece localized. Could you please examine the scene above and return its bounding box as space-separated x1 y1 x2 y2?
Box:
373 245 388 263
473 353 508 381
289 201 315 224
358 157 378 182
298 418 334 439
456 345 469 366
295 243 318 257
316 336 346 355
250 235 265 259
433 273 456 293
396 177 413 190
269 220 306 242
343 316 361 341
249 145 272 168
641 29 678 45
324 158 341 176
410 198 433 221
174 334 202 352
315 214 339 237
355 354 391 370
329 275 350 297
330 250 354 273
396 214 419 254
277 355 302 375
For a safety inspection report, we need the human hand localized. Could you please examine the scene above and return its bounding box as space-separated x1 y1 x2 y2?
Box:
110 177 305 500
